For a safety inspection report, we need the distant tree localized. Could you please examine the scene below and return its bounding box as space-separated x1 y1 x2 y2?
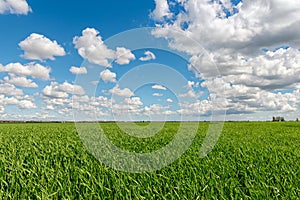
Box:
272 116 285 122
296 118 299 122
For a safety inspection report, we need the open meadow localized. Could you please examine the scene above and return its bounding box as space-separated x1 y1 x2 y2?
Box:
0 122 299 199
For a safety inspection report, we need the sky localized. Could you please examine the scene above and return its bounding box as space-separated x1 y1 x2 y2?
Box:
0 0 299 121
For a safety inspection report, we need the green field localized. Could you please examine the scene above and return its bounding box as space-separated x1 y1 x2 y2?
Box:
0 122 299 199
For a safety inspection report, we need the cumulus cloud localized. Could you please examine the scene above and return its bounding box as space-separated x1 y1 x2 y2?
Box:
71 95 112 113
200 77 300 115
19 33 65 61
124 97 143 106
166 98 173 103
0 0 32 15
0 77 37 110
73 28 135 67
69 66 87 75
112 97 144 115
109 85 134 98
18 99 36 109
151 0 300 58
187 81 195 88
139 51 156 61
0 105 4 113
177 100 213 116
73 28 115 67
153 93 163 97
152 84 167 90
45 105 55 110
0 94 36 110
0 62 51 80
115 47 136 65
144 104 170 115
71 99 109 116
44 98 70 106
195 47 300 91
58 82 85 95
0 83 23 96
42 82 85 99
4 75 38 88
178 90 197 98
150 0 172 21
151 0 300 117
153 0 300 53
100 69 116 83
42 85 68 99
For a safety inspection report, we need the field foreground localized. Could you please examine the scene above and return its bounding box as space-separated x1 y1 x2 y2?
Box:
0 122 299 199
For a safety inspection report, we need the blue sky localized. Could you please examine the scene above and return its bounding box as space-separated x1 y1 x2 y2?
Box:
0 0 300 121
0 0 155 68
0 0 202 121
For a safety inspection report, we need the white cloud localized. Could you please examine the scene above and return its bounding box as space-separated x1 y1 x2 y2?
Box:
187 81 195 88
70 95 114 119
72 95 111 109
69 66 87 75
151 0 300 117
42 84 68 99
73 28 135 67
42 82 85 99
139 51 156 61
0 105 4 113
162 110 176 115
144 104 169 115
19 33 65 61
44 95 112 120
151 0 173 21
124 97 143 106
73 28 115 67
0 92 37 110
112 97 144 115
151 0 300 57
153 93 163 97
166 98 173 103
200 77 300 115
4 75 38 88
152 84 167 90
72 95 90 103
45 105 55 110
177 100 213 115
0 95 18 106
18 100 36 109
179 90 197 98
200 47 300 91
58 82 85 95
0 83 23 96
115 47 136 65
0 0 32 15
0 62 51 80
109 85 134 98
44 98 70 106
100 69 116 83
153 0 300 54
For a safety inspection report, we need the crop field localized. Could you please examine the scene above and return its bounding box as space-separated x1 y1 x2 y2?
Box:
0 122 299 199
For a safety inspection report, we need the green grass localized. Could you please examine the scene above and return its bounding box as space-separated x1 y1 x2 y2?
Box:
0 122 299 199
